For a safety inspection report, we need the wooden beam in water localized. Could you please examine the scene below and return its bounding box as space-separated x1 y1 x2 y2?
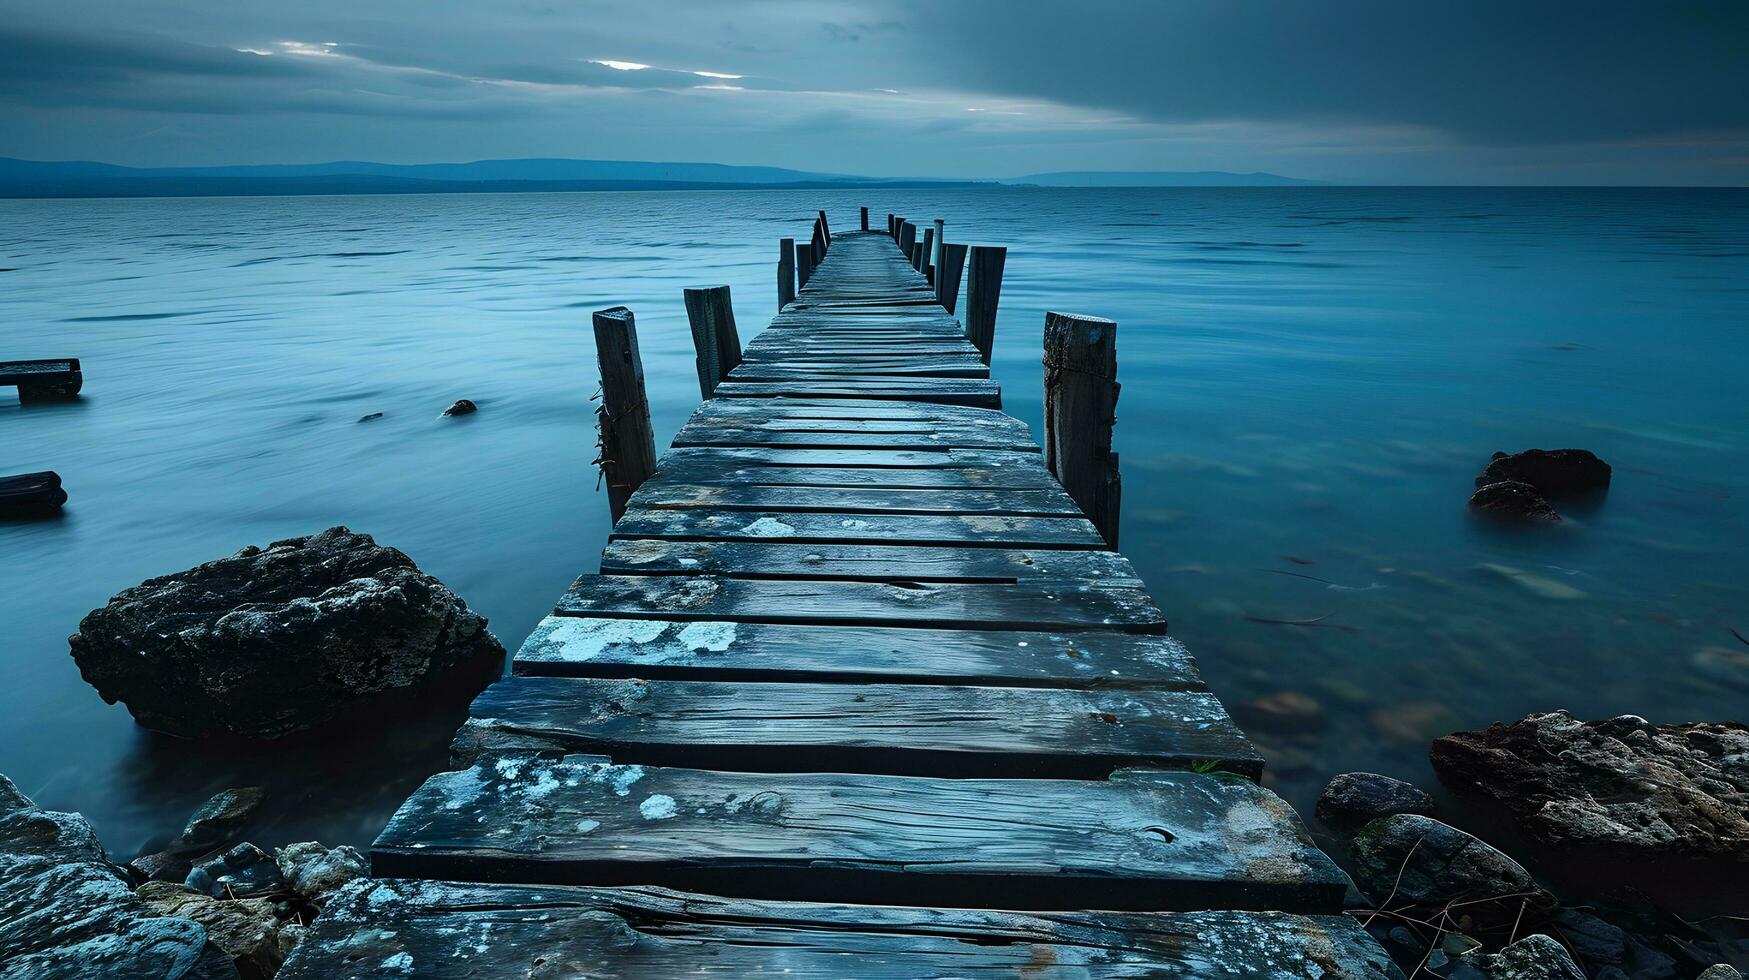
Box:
965 245 1006 365
777 238 795 310
682 285 743 399
0 358 82 400
590 307 658 522
1044 311 1121 547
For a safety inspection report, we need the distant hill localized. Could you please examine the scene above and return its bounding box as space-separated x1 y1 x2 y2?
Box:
0 157 1320 198
1011 170 1323 187
0 157 992 198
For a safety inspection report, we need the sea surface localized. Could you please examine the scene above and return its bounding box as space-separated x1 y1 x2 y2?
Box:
2 187 1745 860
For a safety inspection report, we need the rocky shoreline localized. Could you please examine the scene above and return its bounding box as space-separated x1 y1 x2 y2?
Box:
1310 711 1748 979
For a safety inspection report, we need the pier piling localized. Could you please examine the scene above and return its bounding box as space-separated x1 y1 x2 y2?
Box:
590 306 658 522
1043 311 1121 547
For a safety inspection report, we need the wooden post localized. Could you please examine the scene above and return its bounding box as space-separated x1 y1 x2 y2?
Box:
898 221 916 256
778 238 796 310
887 213 895 236
811 220 826 263
937 242 968 314
911 242 925 272
1043 312 1121 548
591 307 658 523
860 207 869 231
919 227 935 280
817 210 831 249
798 241 815 287
683 285 743 399
964 245 1007 365
930 218 945 271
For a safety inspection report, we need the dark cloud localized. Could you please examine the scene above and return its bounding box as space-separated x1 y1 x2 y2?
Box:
0 0 1742 181
910 0 1749 145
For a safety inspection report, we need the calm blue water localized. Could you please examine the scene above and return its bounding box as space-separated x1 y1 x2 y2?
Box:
2 188 1745 858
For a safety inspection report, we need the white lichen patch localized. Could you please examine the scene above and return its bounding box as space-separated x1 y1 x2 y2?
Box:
742 517 797 537
586 763 646 797
676 620 736 653
381 952 414 972
639 794 678 820
519 617 668 664
576 818 601 833
433 767 490 811
839 518 873 529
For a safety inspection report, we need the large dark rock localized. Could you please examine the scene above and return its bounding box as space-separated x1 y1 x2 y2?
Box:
0 773 238 979
1315 772 1435 835
1430 712 1749 868
1468 481 1561 523
1347 814 1550 919
179 788 266 853
274 842 367 908
137 882 293 980
1447 934 1585 980
1476 449 1611 496
185 843 284 900
69 527 504 738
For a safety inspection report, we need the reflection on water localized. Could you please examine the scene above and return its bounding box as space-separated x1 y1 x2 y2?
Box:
2 187 1745 854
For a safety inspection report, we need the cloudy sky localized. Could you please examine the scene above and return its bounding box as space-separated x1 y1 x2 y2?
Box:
2 0 1744 184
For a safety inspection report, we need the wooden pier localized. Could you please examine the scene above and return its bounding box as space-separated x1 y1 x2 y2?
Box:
283 219 1399 977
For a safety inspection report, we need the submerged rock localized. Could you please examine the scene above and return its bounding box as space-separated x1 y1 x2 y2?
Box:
1469 480 1561 523
1430 711 1749 867
1232 690 1326 734
69 526 504 738
179 788 266 853
1477 449 1611 496
1315 772 1435 835
441 398 477 417
1347 814 1550 916
0 773 237 979
1447 934 1585 980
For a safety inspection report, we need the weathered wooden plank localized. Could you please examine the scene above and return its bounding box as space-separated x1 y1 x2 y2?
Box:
690 396 1023 424
452 675 1261 778
622 483 1081 518
600 536 1136 580
511 615 1201 688
599 538 1135 581
281 880 1406 979
646 456 1062 490
0 358 82 398
673 419 1036 451
608 508 1106 548
728 361 990 380
656 444 1041 471
554 575 1166 631
371 760 1347 912
714 379 1001 408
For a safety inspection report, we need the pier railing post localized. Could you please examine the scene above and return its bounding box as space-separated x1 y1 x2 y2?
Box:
860 207 869 231
898 221 916 256
887 213 895 237
590 306 658 523
798 239 815 287
683 285 743 399
1043 312 1121 547
818 209 831 247
937 242 968 314
931 218 945 271
778 238 796 310
919 227 936 281
964 245 1006 364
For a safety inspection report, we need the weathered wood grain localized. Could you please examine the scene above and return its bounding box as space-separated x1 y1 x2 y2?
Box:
608 508 1107 548
555 574 1166 631
511 615 1202 688
452 675 1261 778
622 483 1082 518
281 880 1405 979
714 378 1001 407
372 759 1346 912
598 538 1138 581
